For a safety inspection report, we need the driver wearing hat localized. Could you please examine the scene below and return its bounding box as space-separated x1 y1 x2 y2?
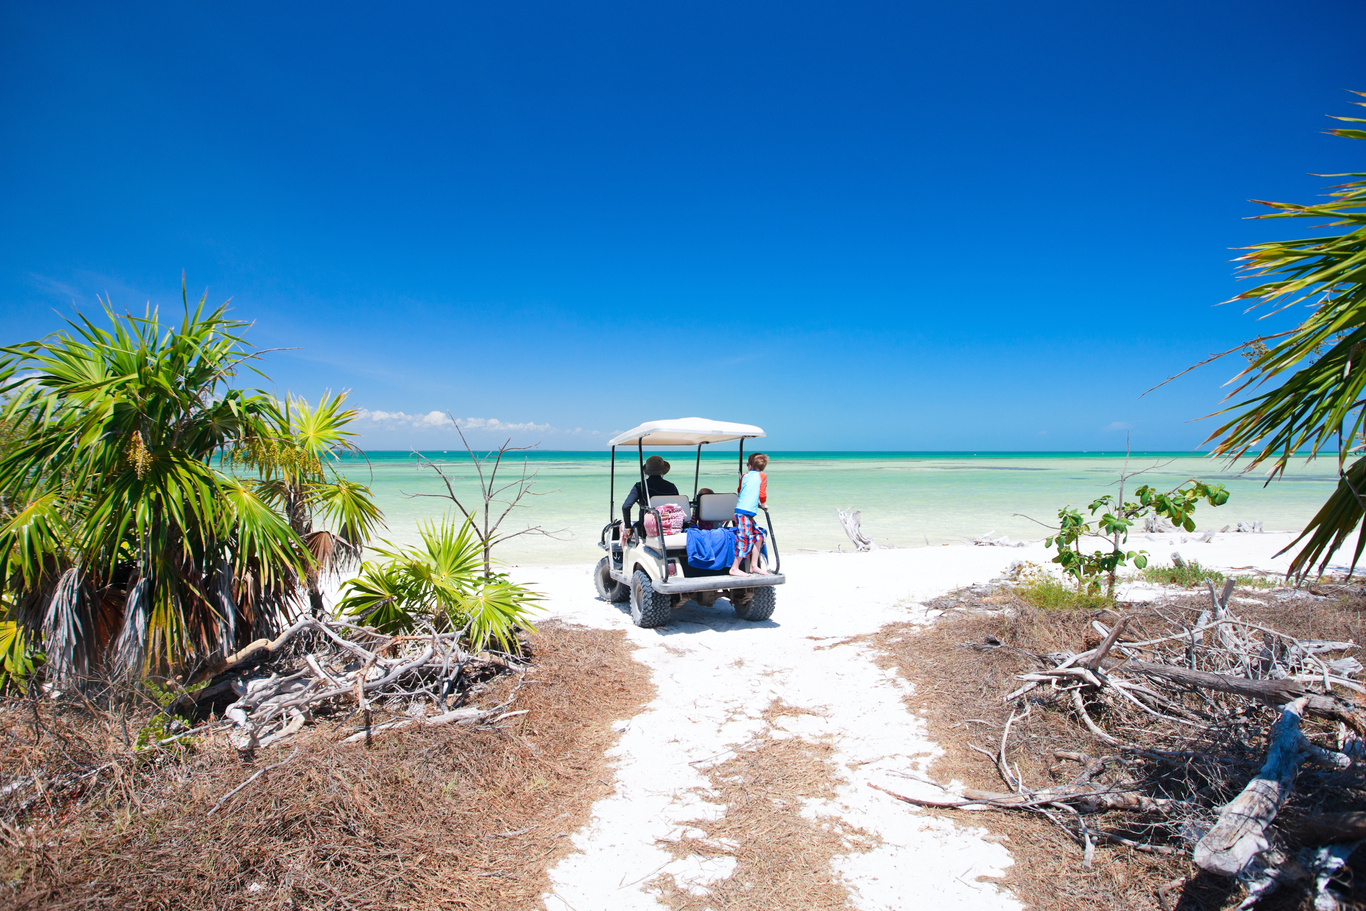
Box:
621 455 681 530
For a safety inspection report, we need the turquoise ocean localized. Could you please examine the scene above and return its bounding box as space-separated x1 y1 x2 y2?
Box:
335 451 1342 566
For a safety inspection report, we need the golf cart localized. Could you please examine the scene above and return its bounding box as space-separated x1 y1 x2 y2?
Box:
594 417 786 628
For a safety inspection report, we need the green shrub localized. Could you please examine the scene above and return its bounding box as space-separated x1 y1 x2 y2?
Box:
1234 574 1279 590
134 680 203 753
0 620 40 691
1139 561 1279 590
1015 575 1113 611
338 516 539 651
1140 560 1225 587
1045 480 1229 598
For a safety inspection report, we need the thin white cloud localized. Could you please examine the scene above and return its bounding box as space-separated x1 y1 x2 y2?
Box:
354 408 449 429
457 416 553 434
352 408 604 437
1104 421 1132 432
26 273 83 303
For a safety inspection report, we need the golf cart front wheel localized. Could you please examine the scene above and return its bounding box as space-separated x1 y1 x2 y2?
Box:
733 586 776 622
594 556 629 603
630 570 672 629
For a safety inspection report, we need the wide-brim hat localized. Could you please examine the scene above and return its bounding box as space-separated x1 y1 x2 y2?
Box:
644 455 671 476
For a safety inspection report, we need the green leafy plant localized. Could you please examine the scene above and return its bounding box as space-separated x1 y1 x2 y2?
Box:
134 680 203 752
1015 575 1114 611
337 516 539 652
0 619 41 690
1045 480 1229 598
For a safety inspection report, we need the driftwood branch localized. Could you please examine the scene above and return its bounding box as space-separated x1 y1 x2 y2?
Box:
1110 658 1306 705
836 508 875 551
880 576 1366 900
1191 697 1354 875
203 616 524 751
206 747 299 816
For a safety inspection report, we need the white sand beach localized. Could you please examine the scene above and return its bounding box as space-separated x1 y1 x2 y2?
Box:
513 531 1314 910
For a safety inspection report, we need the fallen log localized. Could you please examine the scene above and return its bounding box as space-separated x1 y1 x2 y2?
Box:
1107 658 1306 705
1193 697 1354 876
1283 812 1366 847
868 780 1170 813
340 705 487 744
1304 693 1366 735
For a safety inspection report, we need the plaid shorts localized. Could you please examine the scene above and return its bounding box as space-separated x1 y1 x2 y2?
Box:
734 512 761 557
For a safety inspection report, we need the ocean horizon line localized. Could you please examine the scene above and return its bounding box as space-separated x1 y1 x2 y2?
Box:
340 449 1316 461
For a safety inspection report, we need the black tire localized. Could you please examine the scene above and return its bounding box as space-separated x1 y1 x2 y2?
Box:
630 570 672 628
733 586 776 622
594 556 629 603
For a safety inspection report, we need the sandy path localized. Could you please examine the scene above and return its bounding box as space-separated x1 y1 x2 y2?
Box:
514 533 1304 910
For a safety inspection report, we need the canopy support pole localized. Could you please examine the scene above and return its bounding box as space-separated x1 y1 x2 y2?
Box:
693 445 701 498
637 440 646 514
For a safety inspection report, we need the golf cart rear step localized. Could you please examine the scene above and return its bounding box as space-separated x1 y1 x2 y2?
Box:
611 571 785 594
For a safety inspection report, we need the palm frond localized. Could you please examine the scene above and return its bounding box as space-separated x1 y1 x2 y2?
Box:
1280 456 1366 580
459 579 540 652
40 566 97 687
1204 95 1366 575
310 479 384 549
111 576 151 680
338 562 417 635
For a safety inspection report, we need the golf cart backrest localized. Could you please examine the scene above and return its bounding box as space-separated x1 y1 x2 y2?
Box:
647 494 691 515
697 492 738 522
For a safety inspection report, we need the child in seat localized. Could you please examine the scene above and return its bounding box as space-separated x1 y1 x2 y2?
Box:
692 488 718 530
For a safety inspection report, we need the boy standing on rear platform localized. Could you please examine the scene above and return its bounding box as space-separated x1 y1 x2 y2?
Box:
730 453 771 576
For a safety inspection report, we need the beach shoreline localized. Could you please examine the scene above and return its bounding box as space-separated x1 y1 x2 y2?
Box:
349 450 1340 565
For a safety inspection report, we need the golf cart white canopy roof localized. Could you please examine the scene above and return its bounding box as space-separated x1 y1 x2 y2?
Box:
608 417 766 448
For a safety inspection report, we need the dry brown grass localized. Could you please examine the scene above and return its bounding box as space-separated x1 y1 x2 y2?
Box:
650 702 877 911
0 620 652 911
866 583 1366 911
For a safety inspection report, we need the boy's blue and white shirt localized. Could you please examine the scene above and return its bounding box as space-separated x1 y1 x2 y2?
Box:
736 470 763 516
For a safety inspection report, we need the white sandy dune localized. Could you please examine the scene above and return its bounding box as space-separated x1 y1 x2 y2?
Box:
513 531 1314 911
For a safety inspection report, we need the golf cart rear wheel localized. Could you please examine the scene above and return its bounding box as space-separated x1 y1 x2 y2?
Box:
594 556 629 603
630 570 672 628
733 585 776 622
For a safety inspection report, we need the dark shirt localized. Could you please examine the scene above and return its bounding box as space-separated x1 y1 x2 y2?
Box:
622 475 680 524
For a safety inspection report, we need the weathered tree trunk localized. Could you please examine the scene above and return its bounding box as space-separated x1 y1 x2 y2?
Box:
837 508 875 551
1109 658 1306 705
1194 698 1313 875
1284 812 1366 847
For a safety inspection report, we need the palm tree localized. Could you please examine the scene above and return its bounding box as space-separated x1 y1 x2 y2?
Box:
235 393 384 618
1205 92 1366 578
0 286 310 684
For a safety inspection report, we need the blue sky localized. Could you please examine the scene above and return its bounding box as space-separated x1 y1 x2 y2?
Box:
2 1 1363 451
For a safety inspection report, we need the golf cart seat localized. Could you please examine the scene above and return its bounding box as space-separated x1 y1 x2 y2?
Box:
642 495 691 550
648 494 692 515
696 492 737 523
